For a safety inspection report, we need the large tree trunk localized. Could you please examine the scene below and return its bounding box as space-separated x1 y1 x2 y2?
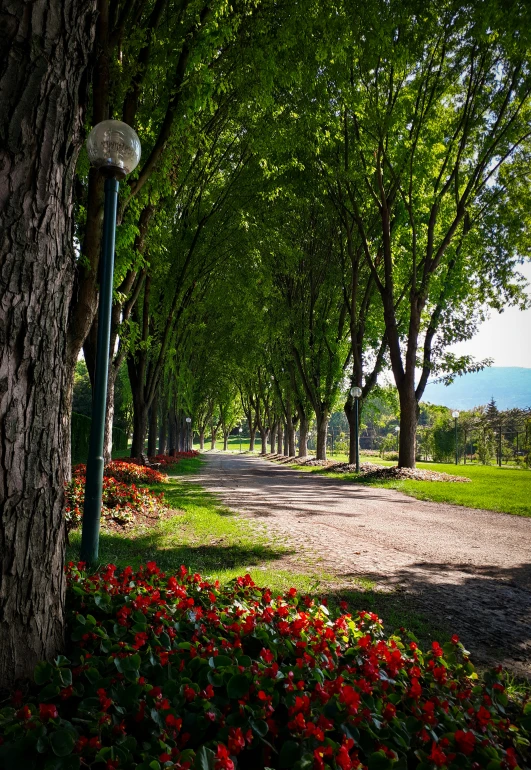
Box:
248 423 256 452
277 423 284 456
199 430 205 451
283 425 289 456
270 421 277 453
130 402 148 457
223 431 229 451
287 423 296 457
298 417 309 457
316 414 329 460
344 400 357 465
0 0 95 688
168 406 176 455
259 428 268 455
398 388 418 468
147 389 158 456
158 407 167 455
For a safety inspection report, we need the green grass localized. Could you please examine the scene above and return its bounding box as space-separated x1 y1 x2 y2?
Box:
67 454 448 648
287 456 531 517
68 457 327 595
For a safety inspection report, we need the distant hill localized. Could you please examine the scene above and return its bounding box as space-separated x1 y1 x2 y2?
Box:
422 367 531 410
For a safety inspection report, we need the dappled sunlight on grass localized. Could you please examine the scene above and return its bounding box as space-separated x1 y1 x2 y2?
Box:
288 456 531 516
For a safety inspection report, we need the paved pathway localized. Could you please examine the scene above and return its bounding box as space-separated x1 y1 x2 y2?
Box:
194 453 531 675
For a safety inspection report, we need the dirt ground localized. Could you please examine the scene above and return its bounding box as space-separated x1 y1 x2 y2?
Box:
194 452 531 677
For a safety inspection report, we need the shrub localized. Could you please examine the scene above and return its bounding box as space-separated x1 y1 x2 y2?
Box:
0 563 528 770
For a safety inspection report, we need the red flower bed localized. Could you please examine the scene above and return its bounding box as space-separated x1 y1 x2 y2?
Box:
102 461 166 485
152 451 200 465
66 468 167 531
0 563 528 770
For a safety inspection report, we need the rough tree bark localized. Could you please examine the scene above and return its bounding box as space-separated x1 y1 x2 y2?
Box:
147 388 158 456
270 421 277 453
277 423 284 456
0 0 96 687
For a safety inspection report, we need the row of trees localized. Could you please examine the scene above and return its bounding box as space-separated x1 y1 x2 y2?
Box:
1 0 530 685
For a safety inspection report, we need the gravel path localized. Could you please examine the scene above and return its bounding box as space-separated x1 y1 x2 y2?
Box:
194 452 531 676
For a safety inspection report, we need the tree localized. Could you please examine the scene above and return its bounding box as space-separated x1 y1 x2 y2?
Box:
0 0 96 687
321 0 531 466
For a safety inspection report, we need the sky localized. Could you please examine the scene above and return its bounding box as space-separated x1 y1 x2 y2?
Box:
447 262 531 368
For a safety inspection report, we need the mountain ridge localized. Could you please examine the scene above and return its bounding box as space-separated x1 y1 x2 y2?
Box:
421 367 531 410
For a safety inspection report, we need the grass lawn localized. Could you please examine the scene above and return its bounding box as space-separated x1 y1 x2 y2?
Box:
289 456 531 517
67 455 448 648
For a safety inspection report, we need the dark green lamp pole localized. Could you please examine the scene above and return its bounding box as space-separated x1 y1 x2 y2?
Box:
239 426 243 453
452 410 460 465
350 386 362 473
80 120 141 566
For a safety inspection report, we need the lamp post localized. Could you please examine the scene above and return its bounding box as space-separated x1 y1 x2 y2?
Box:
452 411 460 465
186 417 192 451
395 425 400 453
239 426 243 453
81 120 141 566
350 386 362 473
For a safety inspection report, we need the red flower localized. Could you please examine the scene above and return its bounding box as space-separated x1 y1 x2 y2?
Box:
455 729 475 755
38 703 58 721
382 702 396 721
214 743 234 770
428 741 448 767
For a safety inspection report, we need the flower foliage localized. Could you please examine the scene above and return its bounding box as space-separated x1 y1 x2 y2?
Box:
65 467 166 531
101 461 167 486
0 563 529 770
152 452 200 466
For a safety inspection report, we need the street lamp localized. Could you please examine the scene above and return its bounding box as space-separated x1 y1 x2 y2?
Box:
239 426 243 453
395 425 400 453
186 417 192 451
350 386 362 473
452 410 460 465
81 120 141 566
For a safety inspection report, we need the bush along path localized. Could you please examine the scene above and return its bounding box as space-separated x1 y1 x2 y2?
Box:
0 561 530 770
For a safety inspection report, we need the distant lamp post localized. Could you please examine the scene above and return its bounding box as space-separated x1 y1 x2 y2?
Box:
395 425 400 454
350 386 362 473
238 426 243 453
81 120 141 567
452 411 460 465
186 417 192 451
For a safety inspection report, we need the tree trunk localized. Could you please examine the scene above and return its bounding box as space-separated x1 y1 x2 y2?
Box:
147 389 158 456
0 0 96 688
199 431 205 451
131 402 148 457
344 400 356 465
398 389 418 468
283 425 289 456
223 431 228 451
270 421 277 453
158 406 167 455
260 428 268 455
287 424 296 457
298 417 309 457
211 425 218 450
277 423 284 456
168 406 176 455
316 414 329 460
249 427 256 452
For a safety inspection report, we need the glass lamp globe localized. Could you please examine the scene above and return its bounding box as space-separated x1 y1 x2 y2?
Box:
452 410 460 418
350 386 362 398
239 427 243 433
395 426 400 432
185 417 191 423
86 120 141 177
